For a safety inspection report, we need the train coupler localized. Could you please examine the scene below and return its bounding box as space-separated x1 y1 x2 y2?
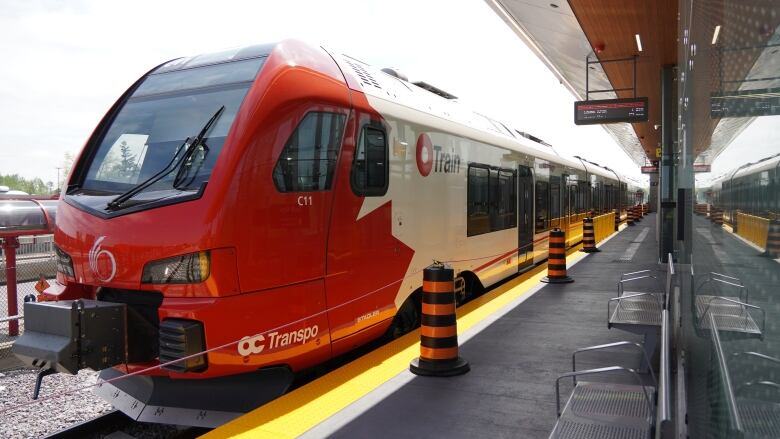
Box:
12 299 128 378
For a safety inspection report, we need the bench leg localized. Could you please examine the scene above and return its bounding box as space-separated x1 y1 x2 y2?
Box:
640 331 658 374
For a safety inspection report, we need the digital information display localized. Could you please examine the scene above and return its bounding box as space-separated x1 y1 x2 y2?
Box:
574 97 649 125
710 91 780 118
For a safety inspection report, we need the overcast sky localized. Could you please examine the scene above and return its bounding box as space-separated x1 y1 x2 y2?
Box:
2 0 769 188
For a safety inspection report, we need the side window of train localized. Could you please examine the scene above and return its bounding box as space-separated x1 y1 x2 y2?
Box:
273 112 346 192
550 176 561 227
467 165 490 236
467 165 516 236
351 123 388 196
535 180 550 231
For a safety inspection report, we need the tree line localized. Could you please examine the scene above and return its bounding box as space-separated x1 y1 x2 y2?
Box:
1 152 74 195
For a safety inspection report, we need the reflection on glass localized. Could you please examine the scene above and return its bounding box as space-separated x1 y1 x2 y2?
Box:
684 1 780 437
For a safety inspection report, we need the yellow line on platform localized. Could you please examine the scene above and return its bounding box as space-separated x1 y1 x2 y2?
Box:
203 249 590 439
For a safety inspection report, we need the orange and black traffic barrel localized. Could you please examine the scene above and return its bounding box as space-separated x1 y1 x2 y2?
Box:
712 207 724 226
581 217 600 253
410 264 470 377
764 219 780 259
634 205 642 222
614 208 621 231
542 228 574 283
627 206 636 226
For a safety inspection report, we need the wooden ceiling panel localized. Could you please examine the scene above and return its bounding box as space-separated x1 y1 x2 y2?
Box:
568 0 677 161
568 0 779 162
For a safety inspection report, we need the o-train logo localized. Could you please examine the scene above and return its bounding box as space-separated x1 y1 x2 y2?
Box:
88 236 117 283
416 133 461 177
238 325 319 356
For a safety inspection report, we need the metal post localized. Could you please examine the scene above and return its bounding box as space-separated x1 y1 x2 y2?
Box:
4 237 19 336
585 55 590 101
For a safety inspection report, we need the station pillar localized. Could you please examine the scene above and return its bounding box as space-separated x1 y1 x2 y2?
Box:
648 173 659 214
658 64 677 263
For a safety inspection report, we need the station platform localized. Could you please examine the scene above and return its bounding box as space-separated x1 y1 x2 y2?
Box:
205 215 662 438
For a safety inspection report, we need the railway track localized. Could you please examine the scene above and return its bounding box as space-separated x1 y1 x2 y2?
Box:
42 410 210 439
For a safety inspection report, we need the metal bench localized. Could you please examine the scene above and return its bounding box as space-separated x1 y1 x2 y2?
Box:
730 352 780 438
607 266 672 371
550 310 672 439
694 272 764 340
707 315 780 438
608 270 665 328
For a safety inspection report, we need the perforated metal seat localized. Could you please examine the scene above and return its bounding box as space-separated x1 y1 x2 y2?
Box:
550 382 655 439
695 295 763 339
738 398 780 438
608 294 663 328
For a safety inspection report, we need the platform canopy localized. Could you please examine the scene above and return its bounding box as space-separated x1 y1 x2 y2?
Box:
486 0 780 166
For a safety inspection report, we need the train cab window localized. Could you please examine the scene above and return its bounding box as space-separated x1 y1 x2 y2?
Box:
351 124 389 196
273 112 346 192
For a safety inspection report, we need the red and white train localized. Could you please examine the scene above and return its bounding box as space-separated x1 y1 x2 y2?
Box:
15 40 641 426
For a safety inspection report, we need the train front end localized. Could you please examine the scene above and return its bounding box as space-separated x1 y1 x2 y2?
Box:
12 41 343 427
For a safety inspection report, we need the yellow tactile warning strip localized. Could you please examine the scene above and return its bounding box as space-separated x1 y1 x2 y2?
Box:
203 246 594 439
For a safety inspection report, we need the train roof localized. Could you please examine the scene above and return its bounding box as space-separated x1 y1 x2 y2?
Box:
709 153 780 186
165 41 632 184
326 48 630 182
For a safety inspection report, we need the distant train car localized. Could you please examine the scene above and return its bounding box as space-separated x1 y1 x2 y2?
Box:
14 40 640 427
710 153 780 223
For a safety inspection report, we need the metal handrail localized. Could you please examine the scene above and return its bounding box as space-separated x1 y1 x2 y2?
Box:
622 269 652 279
554 366 655 426
572 340 656 386
618 275 664 296
696 272 748 303
709 313 744 433
731 351 780 365
709 271 741 282
701 296 765 333
656 311 671 436
735 380 780 395
608 293 664 325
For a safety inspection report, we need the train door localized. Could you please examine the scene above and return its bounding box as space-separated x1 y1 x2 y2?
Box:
562 173 572 235
517 165 533 270
325 110 414 356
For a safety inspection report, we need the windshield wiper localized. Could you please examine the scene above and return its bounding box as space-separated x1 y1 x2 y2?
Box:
106 105 225 211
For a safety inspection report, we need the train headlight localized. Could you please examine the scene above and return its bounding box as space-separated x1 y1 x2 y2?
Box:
53 245 75 277
141 251 210 284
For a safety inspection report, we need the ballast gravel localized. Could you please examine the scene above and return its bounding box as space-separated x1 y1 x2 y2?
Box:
0 367 112 438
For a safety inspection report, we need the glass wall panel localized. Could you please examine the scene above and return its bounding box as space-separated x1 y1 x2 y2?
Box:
680 1 780 437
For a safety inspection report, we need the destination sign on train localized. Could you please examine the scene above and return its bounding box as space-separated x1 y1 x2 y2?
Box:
574 97 649 125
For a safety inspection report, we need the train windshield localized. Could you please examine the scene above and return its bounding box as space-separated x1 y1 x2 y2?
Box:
77 56 265 208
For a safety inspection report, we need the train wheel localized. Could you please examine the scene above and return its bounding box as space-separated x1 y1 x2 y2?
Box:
386 291 421 340
457 272 484 306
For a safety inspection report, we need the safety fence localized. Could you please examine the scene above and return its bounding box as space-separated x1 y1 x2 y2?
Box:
735 212 770 249
593 211 616 243
0 234 56 361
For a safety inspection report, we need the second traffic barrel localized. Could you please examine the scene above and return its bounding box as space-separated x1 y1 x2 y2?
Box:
764 219 780 259
627 206 636 226
542 228 574 283
410 264 470 377
581 217 600 253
